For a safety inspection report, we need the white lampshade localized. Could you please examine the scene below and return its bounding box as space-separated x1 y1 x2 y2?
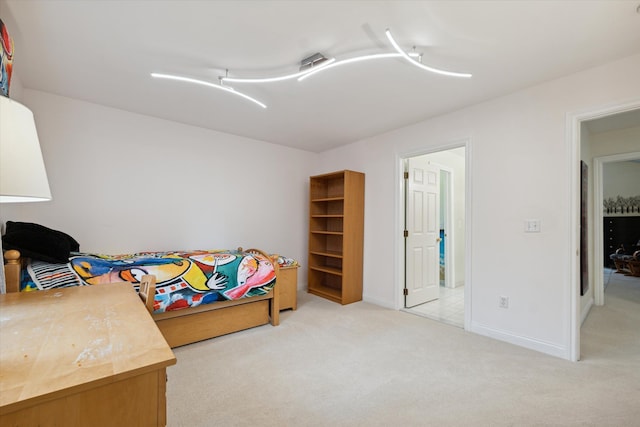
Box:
0 96 52 203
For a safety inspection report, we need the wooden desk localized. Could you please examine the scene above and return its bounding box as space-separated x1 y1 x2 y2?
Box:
0 284 176 426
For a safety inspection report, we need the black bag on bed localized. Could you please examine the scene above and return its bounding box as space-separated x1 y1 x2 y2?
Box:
2 221 80 263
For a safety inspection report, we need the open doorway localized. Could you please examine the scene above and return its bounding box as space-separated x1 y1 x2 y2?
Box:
400 146 466 328
581 109 640 309
571 104 640 361
592 152 640 306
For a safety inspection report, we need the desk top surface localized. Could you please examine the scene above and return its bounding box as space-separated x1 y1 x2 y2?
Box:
0 283 176 411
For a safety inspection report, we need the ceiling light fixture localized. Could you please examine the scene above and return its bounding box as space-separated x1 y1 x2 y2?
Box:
221 29 470 85
222 57 336 84
297 52 421 81
385 29 472 78
150 72 267 108
300 52 331 70
151 28 470 109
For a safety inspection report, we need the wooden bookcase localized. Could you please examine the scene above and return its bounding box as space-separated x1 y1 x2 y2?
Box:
308 170 364 304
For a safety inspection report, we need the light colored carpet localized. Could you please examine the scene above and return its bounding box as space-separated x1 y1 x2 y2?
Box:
167 274 640 426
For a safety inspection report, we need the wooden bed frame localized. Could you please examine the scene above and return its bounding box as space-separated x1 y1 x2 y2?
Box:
2 248 280 348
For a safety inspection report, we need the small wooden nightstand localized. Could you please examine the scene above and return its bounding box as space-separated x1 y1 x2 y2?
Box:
278 265 299 310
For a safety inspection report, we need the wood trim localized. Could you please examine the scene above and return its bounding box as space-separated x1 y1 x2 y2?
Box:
152 290 273 320
155 300 270 347
1 367 169 426
3 250 21 294
139 274 156 313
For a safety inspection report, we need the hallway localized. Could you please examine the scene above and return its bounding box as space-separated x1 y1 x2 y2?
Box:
581 267 640 360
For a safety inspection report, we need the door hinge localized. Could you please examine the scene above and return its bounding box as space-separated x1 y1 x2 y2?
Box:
403 171 409 180
403 288 408 296
403 230 408 238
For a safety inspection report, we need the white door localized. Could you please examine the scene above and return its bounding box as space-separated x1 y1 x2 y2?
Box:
405 157 440 307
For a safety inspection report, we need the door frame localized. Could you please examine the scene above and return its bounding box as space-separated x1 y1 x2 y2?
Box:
439 166 455 289
395 139 472 330
567 99 640 362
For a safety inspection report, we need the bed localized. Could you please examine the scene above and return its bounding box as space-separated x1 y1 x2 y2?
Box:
2 247 280 347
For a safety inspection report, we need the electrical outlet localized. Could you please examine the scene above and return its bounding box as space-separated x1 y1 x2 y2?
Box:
499 296 509 309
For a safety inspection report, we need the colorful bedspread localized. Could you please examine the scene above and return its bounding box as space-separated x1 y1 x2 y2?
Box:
22 249 276 313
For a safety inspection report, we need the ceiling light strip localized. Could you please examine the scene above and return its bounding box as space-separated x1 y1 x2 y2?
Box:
222 58 337 83
150 73 267 108
385 29 472 78
297 52 421 81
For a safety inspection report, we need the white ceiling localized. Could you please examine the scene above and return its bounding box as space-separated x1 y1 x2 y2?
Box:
2 0 640 152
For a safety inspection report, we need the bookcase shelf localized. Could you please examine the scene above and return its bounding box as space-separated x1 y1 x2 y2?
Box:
309 265 343 276
307 170 364 305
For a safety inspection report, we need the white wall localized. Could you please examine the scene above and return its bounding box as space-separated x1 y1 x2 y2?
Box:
591 126 640 160
0 90 315 287
315 53 640 359
603 159 640 200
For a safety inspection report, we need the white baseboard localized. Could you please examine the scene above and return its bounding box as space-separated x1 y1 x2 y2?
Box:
306 289 396 310
471 321 570 360
363 294 395 309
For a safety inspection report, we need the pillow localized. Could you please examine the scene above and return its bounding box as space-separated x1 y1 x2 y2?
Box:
2 221 80 263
